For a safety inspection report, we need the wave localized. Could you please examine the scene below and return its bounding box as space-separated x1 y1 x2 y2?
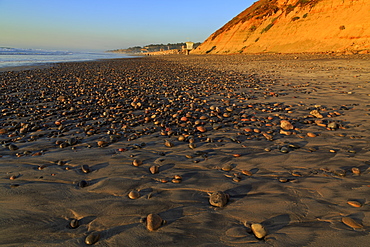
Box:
0 47 72 56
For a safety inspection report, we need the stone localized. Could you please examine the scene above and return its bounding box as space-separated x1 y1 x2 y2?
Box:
8 144 19 151
327 122 338 129
85 231 100 245
128 190 140 199
78 180 88 188
164 140 174 147
69 219 79 229
97 140 107 147
310 110 323 118
351 167 361 175
209 191 228 207
307 132 317 137
132 159 142 166
149 165 159 174
279 178 288 183
146 213 163 231
222 164 233 171
341 217 363 229
280 120 294 130
242 170 253 176
280 146 289 153
251 223 267 239
347 201 362 208
81 165 91 173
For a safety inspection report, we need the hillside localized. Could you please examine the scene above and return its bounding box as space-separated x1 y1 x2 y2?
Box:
193 0 370 54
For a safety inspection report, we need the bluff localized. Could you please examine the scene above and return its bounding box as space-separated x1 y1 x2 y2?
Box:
193 0 370 54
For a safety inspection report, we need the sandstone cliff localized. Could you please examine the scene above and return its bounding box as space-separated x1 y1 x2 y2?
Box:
193 0 370 54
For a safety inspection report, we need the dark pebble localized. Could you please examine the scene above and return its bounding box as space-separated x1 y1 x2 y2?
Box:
78 180 88 188
85 231 100 245
81 165 91 174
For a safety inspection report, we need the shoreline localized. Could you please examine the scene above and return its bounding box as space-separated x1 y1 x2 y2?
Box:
0 55 369 246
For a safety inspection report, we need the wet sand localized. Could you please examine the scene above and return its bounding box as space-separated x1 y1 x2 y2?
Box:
0 54 369 246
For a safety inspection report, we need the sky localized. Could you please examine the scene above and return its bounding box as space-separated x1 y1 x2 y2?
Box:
0 0 255 51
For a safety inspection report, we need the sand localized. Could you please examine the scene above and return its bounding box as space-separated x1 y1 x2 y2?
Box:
0 54 369 246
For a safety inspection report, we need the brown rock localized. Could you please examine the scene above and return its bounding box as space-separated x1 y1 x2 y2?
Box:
351 167 361 175
196 126 207 133
251 223 267 239
347 201 362 208
150 165 159 174
307 132 317 137
132 159 142 167
97 140 107 147
280 120 294 130
310 110 323 118
85 232 100 245
128 190 140 199
209 191 228 207
341 217 363 229
146 213 163 231
242 170 253 176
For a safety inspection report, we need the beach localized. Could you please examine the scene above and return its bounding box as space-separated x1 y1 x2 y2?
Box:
0 54 369 246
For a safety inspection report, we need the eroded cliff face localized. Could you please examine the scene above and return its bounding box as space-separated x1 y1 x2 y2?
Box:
193 0 370 54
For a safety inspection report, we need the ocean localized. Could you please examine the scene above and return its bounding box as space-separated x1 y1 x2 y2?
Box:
0 47 134 69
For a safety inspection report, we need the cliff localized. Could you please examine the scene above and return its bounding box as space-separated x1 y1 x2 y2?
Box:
193 0 370 54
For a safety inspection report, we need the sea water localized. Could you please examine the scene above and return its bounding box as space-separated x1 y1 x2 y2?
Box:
0 47 133 69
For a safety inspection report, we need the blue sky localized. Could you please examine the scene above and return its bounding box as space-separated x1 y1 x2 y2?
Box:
0 0 255 51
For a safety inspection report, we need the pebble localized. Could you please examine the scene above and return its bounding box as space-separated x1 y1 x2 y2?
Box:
280 120 294 130
209 191 228 207
327 122 338 129
132 159 142 167
146 213 164 231
8 144 19 151
306 132 317 137
150 165 159 174
81 165 91 174
188 143 196 149
85 231 100 245
310 109 323 118
334 169 346 177
279 178 288 183
78 180 88 188
128 190 140 199
242 170 253 176
347 200 362 208
341 217 363 229
164 140 174 147
251 223 267 239
351 167 361 175
97 140 107 147
69 219 79 229
196 126 207 133
222 164 234 171
280 146 289 153
57 160 65 166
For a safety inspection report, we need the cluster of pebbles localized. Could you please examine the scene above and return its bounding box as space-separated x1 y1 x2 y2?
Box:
0 55 369 245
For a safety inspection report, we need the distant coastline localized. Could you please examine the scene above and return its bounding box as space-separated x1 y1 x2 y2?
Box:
108 42 201 55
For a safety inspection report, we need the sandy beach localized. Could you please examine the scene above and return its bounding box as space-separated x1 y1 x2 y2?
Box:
0 54 369 246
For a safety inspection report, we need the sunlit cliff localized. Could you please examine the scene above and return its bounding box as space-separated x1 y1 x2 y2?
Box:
193 0 370 54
